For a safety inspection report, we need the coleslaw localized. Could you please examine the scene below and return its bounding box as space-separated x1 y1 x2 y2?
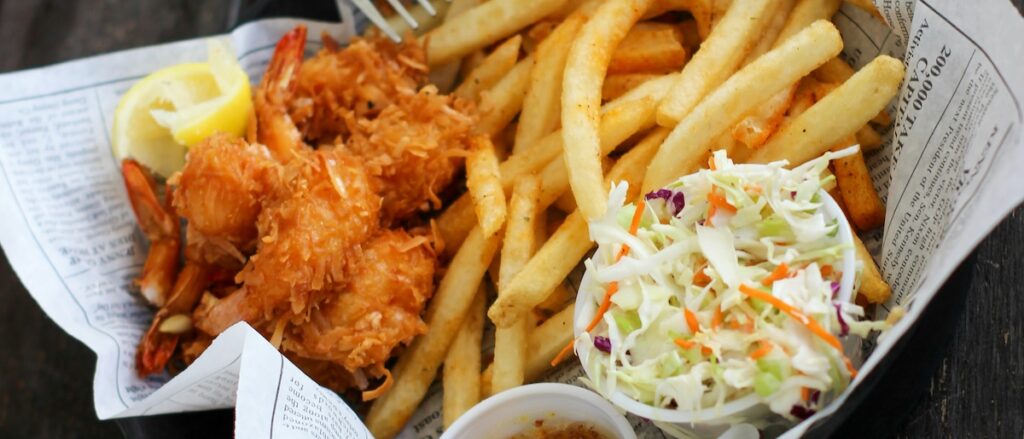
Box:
576 148 890 422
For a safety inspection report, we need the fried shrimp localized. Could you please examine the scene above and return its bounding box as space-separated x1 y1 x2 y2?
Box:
171 133 279 267
283 229 435 378
193 148 381 335
255 25 310 162
344 88 475 222
289 35 428 144
290 34 476 222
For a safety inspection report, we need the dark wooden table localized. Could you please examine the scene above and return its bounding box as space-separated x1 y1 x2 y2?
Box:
0 1 1020 437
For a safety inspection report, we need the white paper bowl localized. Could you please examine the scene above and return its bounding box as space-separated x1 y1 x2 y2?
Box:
440 383 636 439
573 189 856 437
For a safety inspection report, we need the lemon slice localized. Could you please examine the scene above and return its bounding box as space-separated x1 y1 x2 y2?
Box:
112 40 252 177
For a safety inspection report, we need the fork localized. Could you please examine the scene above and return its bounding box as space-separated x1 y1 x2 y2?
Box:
338 0 452 43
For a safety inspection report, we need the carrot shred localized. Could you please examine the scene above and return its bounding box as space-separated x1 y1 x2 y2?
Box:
674 338 696 349
583 283 619 333
628 199 646 235
761 262 789 286
801 387 810 401
749 340 774 360
708 156 717 170
693 262 711 286
707 190 737 213
706 202 716 226
739 284 857 376
675 338 711 355
361 369 393 401
551 199 647 367
712 305 723 331
684 308 700 333
820 264 833 276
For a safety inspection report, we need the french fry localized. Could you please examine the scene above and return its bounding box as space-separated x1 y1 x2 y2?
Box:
679 19 701 53
442 286 485 428
785 76 819 118
872 109 892 126
729 0 842 148
478 55 534 137
856 125 884 151
436 76 676 256
481 303 576 395
602 73 661 101
832 146 885 230
813 55 856 83
436 95 660 253
524 21 561 53
487 217 589 330
459 50 487 80
436 195 477 255
454 35 524 102
643 20 844 192
523 302 576 380
741 0 797 64
428 0 481 92
489 128 669 327
608 23 688 74
827 184 854 225
727 0 797 148
814 57 895 128
748 55 904 167
466 136 508 237
533 208 549 254
730 84 797 148
426 0 571 66
514 13 588 154
365 227 501 439
655 0 776 126
562 0 656 220
853 234 892 304
776 0 842 42
537 282 575 312
492 176 542 394
507 93 657 184
552 191 578 213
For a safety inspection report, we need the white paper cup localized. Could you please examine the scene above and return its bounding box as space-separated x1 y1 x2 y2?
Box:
440 383 636 439
573 190 856 437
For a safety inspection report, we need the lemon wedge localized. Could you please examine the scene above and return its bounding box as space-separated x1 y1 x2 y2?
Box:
112 40 252 177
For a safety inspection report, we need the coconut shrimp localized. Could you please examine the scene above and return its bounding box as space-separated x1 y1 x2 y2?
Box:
171 133 280 268
288 34 427 144
282 229 435 380
289 33 476 223
193 148 382 335
343 88 475 222
255 25 310 162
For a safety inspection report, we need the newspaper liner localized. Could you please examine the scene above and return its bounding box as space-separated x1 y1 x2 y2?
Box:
0 1 1019 437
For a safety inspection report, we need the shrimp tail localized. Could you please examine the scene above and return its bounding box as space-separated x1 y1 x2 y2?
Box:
136 264 210 376
122 159 180 307
256 25 309 161
260 25 307 105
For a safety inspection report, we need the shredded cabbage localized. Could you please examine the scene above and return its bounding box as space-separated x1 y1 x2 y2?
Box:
579 149 889 422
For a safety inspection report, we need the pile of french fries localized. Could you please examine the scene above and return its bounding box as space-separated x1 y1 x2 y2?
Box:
364 0 902 436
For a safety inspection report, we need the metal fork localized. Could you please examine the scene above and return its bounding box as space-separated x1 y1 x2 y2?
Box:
339 0 452 43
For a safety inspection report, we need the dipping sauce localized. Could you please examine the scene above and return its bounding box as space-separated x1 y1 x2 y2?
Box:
507 420 613 439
